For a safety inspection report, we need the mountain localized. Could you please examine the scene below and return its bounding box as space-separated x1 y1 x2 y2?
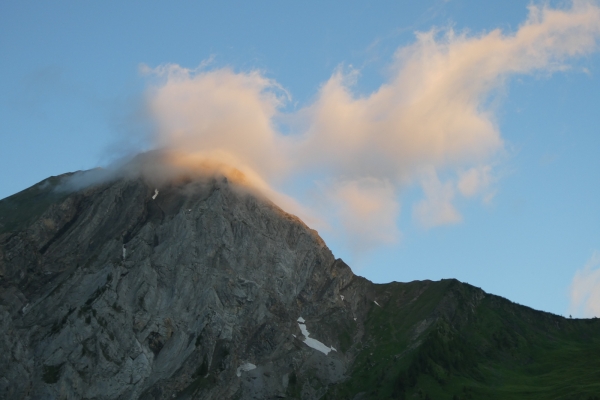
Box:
1 165 599 399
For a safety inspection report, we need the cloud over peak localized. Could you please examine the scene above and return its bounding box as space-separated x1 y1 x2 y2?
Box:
141 1 600 249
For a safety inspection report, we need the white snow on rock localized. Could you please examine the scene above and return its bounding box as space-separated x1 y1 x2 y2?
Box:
296 316 336 355
152 189 159 200
374 300 381 307
236 362 256 377
353 318 357 321
298 322 310 337
122 245 126 260
304 336 335 355
340 295 344 301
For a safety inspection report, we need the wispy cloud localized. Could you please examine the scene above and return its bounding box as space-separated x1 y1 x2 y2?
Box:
140 1 600 250
570 251 600 318
413 169 461 228
325 178 401 251
458 165 493 198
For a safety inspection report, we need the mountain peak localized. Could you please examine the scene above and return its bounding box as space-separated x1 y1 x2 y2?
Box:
1 172 599 399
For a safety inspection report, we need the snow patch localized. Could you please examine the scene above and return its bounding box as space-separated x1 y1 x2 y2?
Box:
374 300 381 307
353 318 357 321
236 363 256 377
340 295 344 301
304 335 335 355
297 317 336 355
152 189 159 200
122 245 126 260
298 322 310 337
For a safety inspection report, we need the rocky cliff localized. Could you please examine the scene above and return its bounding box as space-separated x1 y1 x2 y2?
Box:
1 166 600 400
0 168 369 399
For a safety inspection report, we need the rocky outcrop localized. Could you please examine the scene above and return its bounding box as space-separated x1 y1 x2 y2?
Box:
0 172 364 399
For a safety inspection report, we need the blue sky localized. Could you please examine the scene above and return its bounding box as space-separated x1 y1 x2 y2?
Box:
1 0 600 317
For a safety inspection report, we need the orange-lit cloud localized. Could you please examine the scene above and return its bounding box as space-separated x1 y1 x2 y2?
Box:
325 178 400 251
143 1 600 248
145 65 290 182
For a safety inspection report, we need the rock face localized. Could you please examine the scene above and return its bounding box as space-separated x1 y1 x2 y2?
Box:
3 169 600 399
0 172 360 399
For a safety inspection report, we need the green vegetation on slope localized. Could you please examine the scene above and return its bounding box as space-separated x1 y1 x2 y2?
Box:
328 280 600 399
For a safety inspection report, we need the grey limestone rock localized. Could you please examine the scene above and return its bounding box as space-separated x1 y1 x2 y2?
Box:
0 172 362 399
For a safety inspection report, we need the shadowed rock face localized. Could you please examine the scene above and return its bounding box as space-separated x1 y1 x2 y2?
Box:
0 174 358 399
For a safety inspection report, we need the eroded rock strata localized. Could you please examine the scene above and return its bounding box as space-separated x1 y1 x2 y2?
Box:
2 171 600 399
0 174 363 399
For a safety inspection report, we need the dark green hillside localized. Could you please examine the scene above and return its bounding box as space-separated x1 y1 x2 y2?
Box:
0 174 73 234
330 279 600 399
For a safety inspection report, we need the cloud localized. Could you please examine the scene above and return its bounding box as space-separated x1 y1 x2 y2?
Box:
138 1 600 250
413 170 461 228
458 165 493 198
145 65 291 182
570 251 600 318
324 178 400 251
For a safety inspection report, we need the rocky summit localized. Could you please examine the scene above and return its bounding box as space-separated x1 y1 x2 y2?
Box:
1 168 600 399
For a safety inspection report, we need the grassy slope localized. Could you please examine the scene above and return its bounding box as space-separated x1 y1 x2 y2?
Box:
328 280 600 399
0 174 72 234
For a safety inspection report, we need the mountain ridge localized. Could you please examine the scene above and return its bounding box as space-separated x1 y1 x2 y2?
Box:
1 169 599 399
